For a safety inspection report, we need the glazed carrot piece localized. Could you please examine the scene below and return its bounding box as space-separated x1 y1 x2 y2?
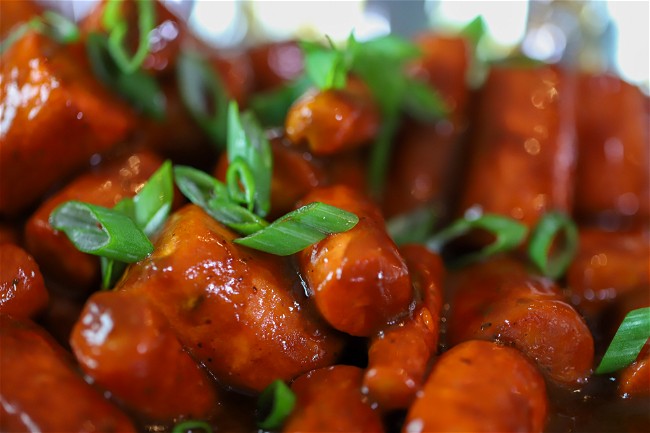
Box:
363 245 444 410
574 73 650 227
24 151 166 291
0 32 134 216
285 77 381 155
457 64 575 230
403 340 548 433
116 204 344 393
0 243 49 319
296 185 413 336
446 255 594 387
383 35 471 218
0 315 137 433
566 226 650 320
283 365 384 433
70 290 220 422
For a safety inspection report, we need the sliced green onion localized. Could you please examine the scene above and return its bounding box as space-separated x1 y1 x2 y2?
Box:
300 35 352 90
460 15 487 48
402 79 448 122
173 166 267 235
527 211 578 280
367 116 399 198
49 201 153 262
177 51 229 146
227 102 273 217
131 160 174 237
387 205 439 246
171 420 213 433
354 34 421 62
205 198 268 235
0 12 79 55
257 379 296 430
225 157 256 211
173 165 229 209
596 307 650 374
40 11 80 44
248 75 312 127
86 32 165 119
425 213 528 265
103 0 156 74
235 202 358 256
100 256 127 290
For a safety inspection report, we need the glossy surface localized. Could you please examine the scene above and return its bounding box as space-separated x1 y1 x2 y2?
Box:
297 185 413 336
403 340 548 433
0 243 48 319
446 255 594 386
117 204 344 393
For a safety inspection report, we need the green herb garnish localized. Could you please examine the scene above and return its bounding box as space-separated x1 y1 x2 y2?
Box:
174 103 357 255
50 161 174 289
387 205 439 246
527 211 578 280
102 0 156 74
425 212 528 266
257 379 296 430
86 32 165 118
49 201 153 262
235 202 359 256
171 420 213 433
0 10 79 55
596 307 650 374
177 51 230 146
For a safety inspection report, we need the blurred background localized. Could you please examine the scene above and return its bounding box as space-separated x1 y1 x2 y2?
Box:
41 0 649 91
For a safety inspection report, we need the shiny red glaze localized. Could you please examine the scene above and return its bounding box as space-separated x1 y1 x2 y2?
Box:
0 33 135 216
457 65 575 229
80 0 184 76
363 245 443 410
574 73 650 227
283 365 384 433
247 40 304 92
566 227 650 319
297 185 413 336
214 135 325 219
384 35 471 217
0 315 137 432
446 256 594 386
210 50 254 107
24 151 165 291
117 204 343 393
403 340 548 433
363 306 436 411
285 78 381 156
618 344 650 398
0 243 48 319
70 290 220 422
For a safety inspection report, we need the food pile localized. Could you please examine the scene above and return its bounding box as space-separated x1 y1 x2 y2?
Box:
0 1 648 432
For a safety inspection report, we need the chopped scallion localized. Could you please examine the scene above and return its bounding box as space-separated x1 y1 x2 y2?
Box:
103 0 156 74
49 201 153 262
86 32 165 119
177 51 229 146
227 102 273 217
527 211 578 280
171 420 213 433
234 202 359 256
387 205 439 246
425 213 528 265
0 11 79 55
596 307 650 374
257 379 296 430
